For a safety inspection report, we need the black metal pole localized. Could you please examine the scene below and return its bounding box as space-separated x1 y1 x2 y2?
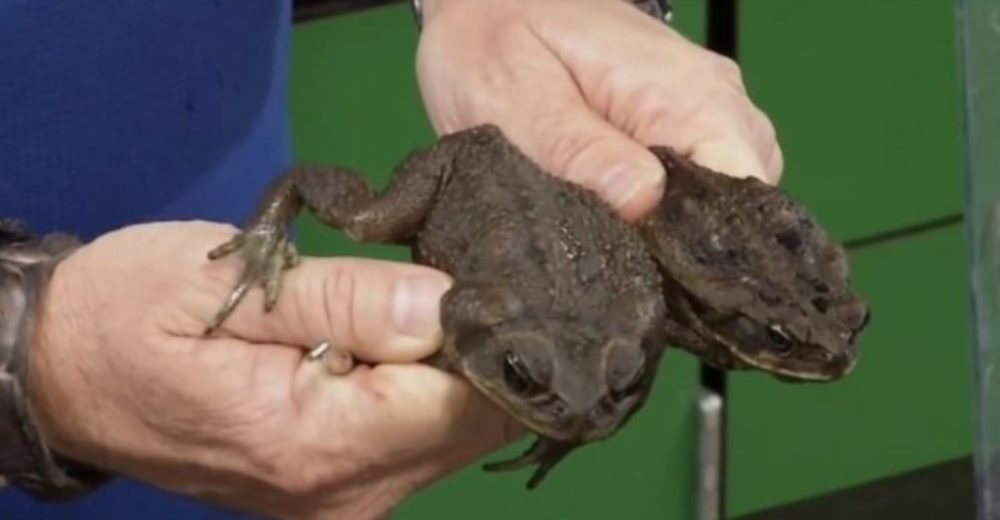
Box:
702 1 739 518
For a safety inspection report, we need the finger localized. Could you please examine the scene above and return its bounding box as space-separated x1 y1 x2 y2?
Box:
462 50 667 220
688 138 772 183
509 107 667 221
418 14 666 221
675 101 782 184
637 102 782 184
202 255 453 364
528 0 782 184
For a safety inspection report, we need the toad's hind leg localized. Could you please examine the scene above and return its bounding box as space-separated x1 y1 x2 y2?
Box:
203 145 454 335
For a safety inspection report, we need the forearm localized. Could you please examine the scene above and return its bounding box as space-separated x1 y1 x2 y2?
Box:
0 218 107 501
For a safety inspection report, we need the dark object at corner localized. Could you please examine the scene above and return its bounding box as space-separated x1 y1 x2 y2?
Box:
732 456 975 520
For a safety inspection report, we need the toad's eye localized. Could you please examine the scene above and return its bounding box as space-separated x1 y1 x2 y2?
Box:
765 325 794 356
503 351 544 396
609 361 646 402
605 340 646 402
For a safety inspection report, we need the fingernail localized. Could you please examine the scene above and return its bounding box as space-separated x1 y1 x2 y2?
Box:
392 276 449 339
691 141 770 183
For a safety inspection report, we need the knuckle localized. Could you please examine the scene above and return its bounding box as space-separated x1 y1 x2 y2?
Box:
754 118 779 164
633 104 687 142
589 64 636 119
742 104 780 179
689 100 738 139
537 114 615 175
752 106 778 144
685 89 760 145
766 142 785 182
629 84 676 124
708 53 745 90
620 82 696 143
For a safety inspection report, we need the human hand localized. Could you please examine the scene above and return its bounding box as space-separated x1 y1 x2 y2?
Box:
416 0 782 220
25 221 522 519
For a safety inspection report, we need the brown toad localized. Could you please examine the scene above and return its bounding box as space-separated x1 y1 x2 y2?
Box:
202 124 868 488
638 148 869 381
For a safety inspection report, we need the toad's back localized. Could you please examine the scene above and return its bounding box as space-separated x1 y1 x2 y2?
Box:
412 129 663 318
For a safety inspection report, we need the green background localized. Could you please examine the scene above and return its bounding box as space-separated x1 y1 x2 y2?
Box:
286 1 972 518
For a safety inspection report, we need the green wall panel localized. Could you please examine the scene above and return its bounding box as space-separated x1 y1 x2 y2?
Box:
289 5 428 262
287 3 711 519
738 0 964 242
727 226 974 516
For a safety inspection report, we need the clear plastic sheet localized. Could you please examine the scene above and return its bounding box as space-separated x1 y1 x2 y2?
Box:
957 1 1000 518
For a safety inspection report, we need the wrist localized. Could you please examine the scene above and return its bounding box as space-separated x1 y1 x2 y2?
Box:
0 219 109 501
26 254 100 469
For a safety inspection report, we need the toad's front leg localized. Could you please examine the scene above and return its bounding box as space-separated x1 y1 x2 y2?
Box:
203 144 454 335
483 437 579 490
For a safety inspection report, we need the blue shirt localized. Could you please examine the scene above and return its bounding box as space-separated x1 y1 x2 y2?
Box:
0 1 292 518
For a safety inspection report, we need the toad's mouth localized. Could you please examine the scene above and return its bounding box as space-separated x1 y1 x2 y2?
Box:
745 350 854 382
674 293 853 382
457 365 619 443
708 332 851 382
464 375 579 441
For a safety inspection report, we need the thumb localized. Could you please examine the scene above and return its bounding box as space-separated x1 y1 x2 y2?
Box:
204 255 453 364
515 109 666 221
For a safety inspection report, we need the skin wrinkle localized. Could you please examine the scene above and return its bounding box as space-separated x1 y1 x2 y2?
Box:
419 11 511 132
288 357 317 432
469 53 559 133
505 23 636 188
531 3 681 112
291 419 361 501
336 263 360 359
535 111 614 182
466 22 666 217
244 343 298 441
628 83 708 146
320 273 338 366
289 264 317 349
524 20 583 97
248 363 359 496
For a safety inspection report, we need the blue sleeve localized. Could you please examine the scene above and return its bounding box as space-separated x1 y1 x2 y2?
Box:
0 0 293 241
0 1 293 518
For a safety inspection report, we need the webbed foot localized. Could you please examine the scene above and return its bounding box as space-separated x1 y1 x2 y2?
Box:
204 224 300 335
483 437 577 490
